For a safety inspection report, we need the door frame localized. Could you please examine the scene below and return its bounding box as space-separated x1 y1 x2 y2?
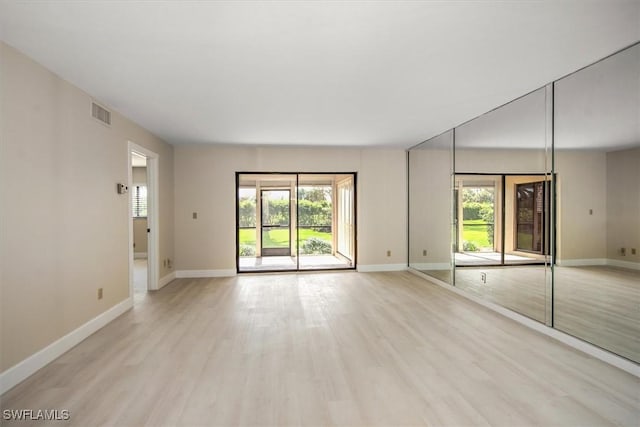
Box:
128 141 159 295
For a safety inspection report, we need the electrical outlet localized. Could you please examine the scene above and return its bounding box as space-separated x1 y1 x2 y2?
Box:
192 212 198 219
97 288 103 300
167 258 172 269
632 248 637 255
386 250 391 257
481 272 487 284
423 249 427 256
621 247 626 256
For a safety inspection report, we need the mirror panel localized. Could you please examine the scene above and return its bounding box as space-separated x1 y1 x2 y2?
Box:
408 131 454 284
553 44 640 362
454 87 552 324
407 43 639 363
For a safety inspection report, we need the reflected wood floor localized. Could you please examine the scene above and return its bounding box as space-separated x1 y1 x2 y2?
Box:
1 272 638 426
555 266 640 363
444 265 640 363
454 266 549 324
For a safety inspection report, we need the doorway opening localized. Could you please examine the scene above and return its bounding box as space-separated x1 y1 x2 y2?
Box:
455 173 550 266
128 142 159 301
236 172 357 273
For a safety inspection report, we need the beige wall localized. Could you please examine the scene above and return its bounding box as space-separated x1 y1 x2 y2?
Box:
455 148 549 174
0 43 174 372
174 145 407 271
555 150 607 261
606 147 640 264
409 148 452 267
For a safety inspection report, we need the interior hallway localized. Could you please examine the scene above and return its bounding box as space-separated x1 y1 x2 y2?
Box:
1 271 637 426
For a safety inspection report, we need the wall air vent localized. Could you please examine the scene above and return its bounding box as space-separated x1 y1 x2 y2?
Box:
91 102 111 126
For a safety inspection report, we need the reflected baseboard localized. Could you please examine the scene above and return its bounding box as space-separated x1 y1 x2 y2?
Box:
607 259 640 270
557 258 607 267
409 262 451 270
557 258 640 270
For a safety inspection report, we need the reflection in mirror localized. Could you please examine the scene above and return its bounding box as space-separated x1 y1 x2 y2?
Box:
554 43 640 362
408 130 453 284
454 87 552 324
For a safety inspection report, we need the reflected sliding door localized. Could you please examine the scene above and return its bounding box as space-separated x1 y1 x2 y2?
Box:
515 181 546 254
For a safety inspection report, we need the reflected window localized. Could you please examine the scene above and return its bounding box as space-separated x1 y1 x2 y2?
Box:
515 182 545 253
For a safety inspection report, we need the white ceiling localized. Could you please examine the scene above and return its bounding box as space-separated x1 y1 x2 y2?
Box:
1 1 638 148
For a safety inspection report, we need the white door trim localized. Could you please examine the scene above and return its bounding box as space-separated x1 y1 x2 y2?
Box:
128 141 160 294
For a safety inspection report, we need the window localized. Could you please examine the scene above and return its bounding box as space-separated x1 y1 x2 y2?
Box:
132 185 147 218
515 181 546 254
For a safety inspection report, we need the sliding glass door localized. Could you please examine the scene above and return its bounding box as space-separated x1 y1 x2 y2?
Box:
336 176 355 261
455 174 549 267
236 172 357 273
260 190 291 256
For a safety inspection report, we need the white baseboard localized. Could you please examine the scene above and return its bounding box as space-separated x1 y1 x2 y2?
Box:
175 269 237 278
357 264 407 273
607 259 640 270
557 258 607 267
134 252 147 259
556 258 640 271
158 271 176 289
408 268 452 288
407 268 640 378
0 298 133 395
409 262 451 270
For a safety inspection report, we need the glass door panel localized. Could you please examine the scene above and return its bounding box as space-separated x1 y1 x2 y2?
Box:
298 174 355 270
237 172 356 273
516 181 546 254
261 190 291 256
336 176 354 261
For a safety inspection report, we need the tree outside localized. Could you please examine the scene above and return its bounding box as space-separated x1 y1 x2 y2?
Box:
461 187 494 252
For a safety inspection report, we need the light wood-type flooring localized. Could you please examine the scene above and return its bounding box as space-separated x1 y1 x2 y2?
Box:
1 271 638 426
440 265 640 363
554 266 640 363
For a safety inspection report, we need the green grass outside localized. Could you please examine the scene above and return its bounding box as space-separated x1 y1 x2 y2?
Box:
462 219 493 250
239 228 331 249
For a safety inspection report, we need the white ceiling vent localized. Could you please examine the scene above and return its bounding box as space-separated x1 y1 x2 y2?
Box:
91 102 111 126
